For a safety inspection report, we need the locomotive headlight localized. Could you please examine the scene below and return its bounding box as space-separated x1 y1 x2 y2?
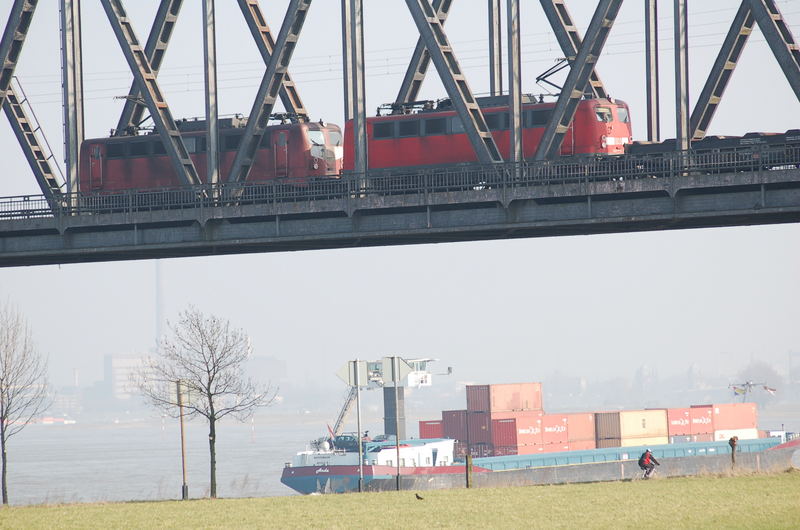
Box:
601 135 607 149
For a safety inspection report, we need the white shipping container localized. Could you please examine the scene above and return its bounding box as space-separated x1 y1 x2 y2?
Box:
714 428 759 442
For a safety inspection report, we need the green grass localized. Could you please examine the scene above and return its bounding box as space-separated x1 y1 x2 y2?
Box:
1 471 799 529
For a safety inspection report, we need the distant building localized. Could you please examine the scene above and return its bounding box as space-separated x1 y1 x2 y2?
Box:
104 354 146 400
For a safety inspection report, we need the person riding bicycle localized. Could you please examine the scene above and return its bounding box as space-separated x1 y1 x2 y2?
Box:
638 449 660 479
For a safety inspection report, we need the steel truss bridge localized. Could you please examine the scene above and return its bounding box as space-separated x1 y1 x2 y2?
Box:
0 147 798 267
1 0 800 267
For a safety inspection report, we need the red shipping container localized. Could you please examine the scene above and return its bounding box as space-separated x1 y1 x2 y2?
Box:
468 411 492 444
667 408 692 436
565 413 595 442
689 406 714 434
710 403 758 430
466 383 543 412
442 410 467 440
569 439 596 451
516 443 545 455
541 442 570 453
491 418 518 447
490 410 544 421
419 420 443 439
541 414 569 444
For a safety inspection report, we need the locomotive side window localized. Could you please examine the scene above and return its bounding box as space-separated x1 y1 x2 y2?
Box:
450 117 465 133
617 106 630 123
424 117 447 135
595 107 613 122
106 143 126 158
373 122 394 139
527 109 552 128
152 141 167 155
398 119 420 137
224 134 242 150
130 142 150 156
485 112 508 131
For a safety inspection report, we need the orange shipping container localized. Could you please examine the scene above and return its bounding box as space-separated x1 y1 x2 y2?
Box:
490 416 543 447
710 403 758 431
541 414 569 444
569 439 596 451
466 383 543 412
565 413 595 442
419 420 443 439
541 442 570 453
667 408 692 436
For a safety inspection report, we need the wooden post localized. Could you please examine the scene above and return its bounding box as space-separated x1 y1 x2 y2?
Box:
465 454 473 488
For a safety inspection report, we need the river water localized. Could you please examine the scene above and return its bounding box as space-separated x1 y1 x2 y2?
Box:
4 416 329 506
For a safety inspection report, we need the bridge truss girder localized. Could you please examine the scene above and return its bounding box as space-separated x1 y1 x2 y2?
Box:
101 0 202 187
114 0 184 137
404 0 502 164
0 0 36 110
237 0 309 122
227 0 312 184
539 0 607 100
534 0 622 161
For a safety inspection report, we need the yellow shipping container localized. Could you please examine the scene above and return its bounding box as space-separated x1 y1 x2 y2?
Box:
619 409 668 438
620 435 669 448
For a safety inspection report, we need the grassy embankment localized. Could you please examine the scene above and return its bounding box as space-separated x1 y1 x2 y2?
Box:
1 471 798 529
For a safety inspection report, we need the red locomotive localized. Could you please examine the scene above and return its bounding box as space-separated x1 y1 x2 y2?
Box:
343 95 633 170
78 116 344 192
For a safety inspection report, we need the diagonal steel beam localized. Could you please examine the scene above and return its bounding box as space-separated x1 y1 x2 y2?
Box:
539 0 607 99
101 0 201 187
534 0 622 160
0 0 36 111
227 0 312 184
748 0 800 101
395 0 454 105
405 0 502 164
690 1 754 140
237 0 308 122
4 82 65 202
115 0 183 137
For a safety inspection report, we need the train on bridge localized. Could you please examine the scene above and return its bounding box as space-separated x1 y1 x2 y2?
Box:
76 94 800 200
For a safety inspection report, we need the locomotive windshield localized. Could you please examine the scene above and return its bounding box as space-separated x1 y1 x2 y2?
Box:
308 130 325 146
595 107 613 122
617 106 630 123
328 129 343 146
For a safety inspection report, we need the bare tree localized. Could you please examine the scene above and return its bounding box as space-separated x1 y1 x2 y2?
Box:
0 303 50 505
135 308 276 498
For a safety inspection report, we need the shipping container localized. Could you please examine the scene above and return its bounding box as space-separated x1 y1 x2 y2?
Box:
490 410 544 421
516 443 546 455
541 414 570 444
714 428 759 442
490 416 543 447
691 433 714 442
596 437 621 449
565 413 595 442
541 442 570 453
569 439 596 451
595 412 621 441
419 420 443 439
711 403 758 431
620 435 669 448
670 435 693 444
689 406 714 434
466 383 543 412
667 408 692 436
620 409 668 438
468 411 492 444
442 410 467 441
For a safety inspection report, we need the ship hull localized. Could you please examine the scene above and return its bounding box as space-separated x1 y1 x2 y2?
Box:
280 464 481 494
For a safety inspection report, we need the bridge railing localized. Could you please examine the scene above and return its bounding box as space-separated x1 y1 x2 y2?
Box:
0 144 798 221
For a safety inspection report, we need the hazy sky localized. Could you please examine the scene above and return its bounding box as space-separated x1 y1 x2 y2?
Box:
1 1 798 401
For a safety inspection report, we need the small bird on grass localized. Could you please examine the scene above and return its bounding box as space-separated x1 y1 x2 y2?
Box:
415 493 424 500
